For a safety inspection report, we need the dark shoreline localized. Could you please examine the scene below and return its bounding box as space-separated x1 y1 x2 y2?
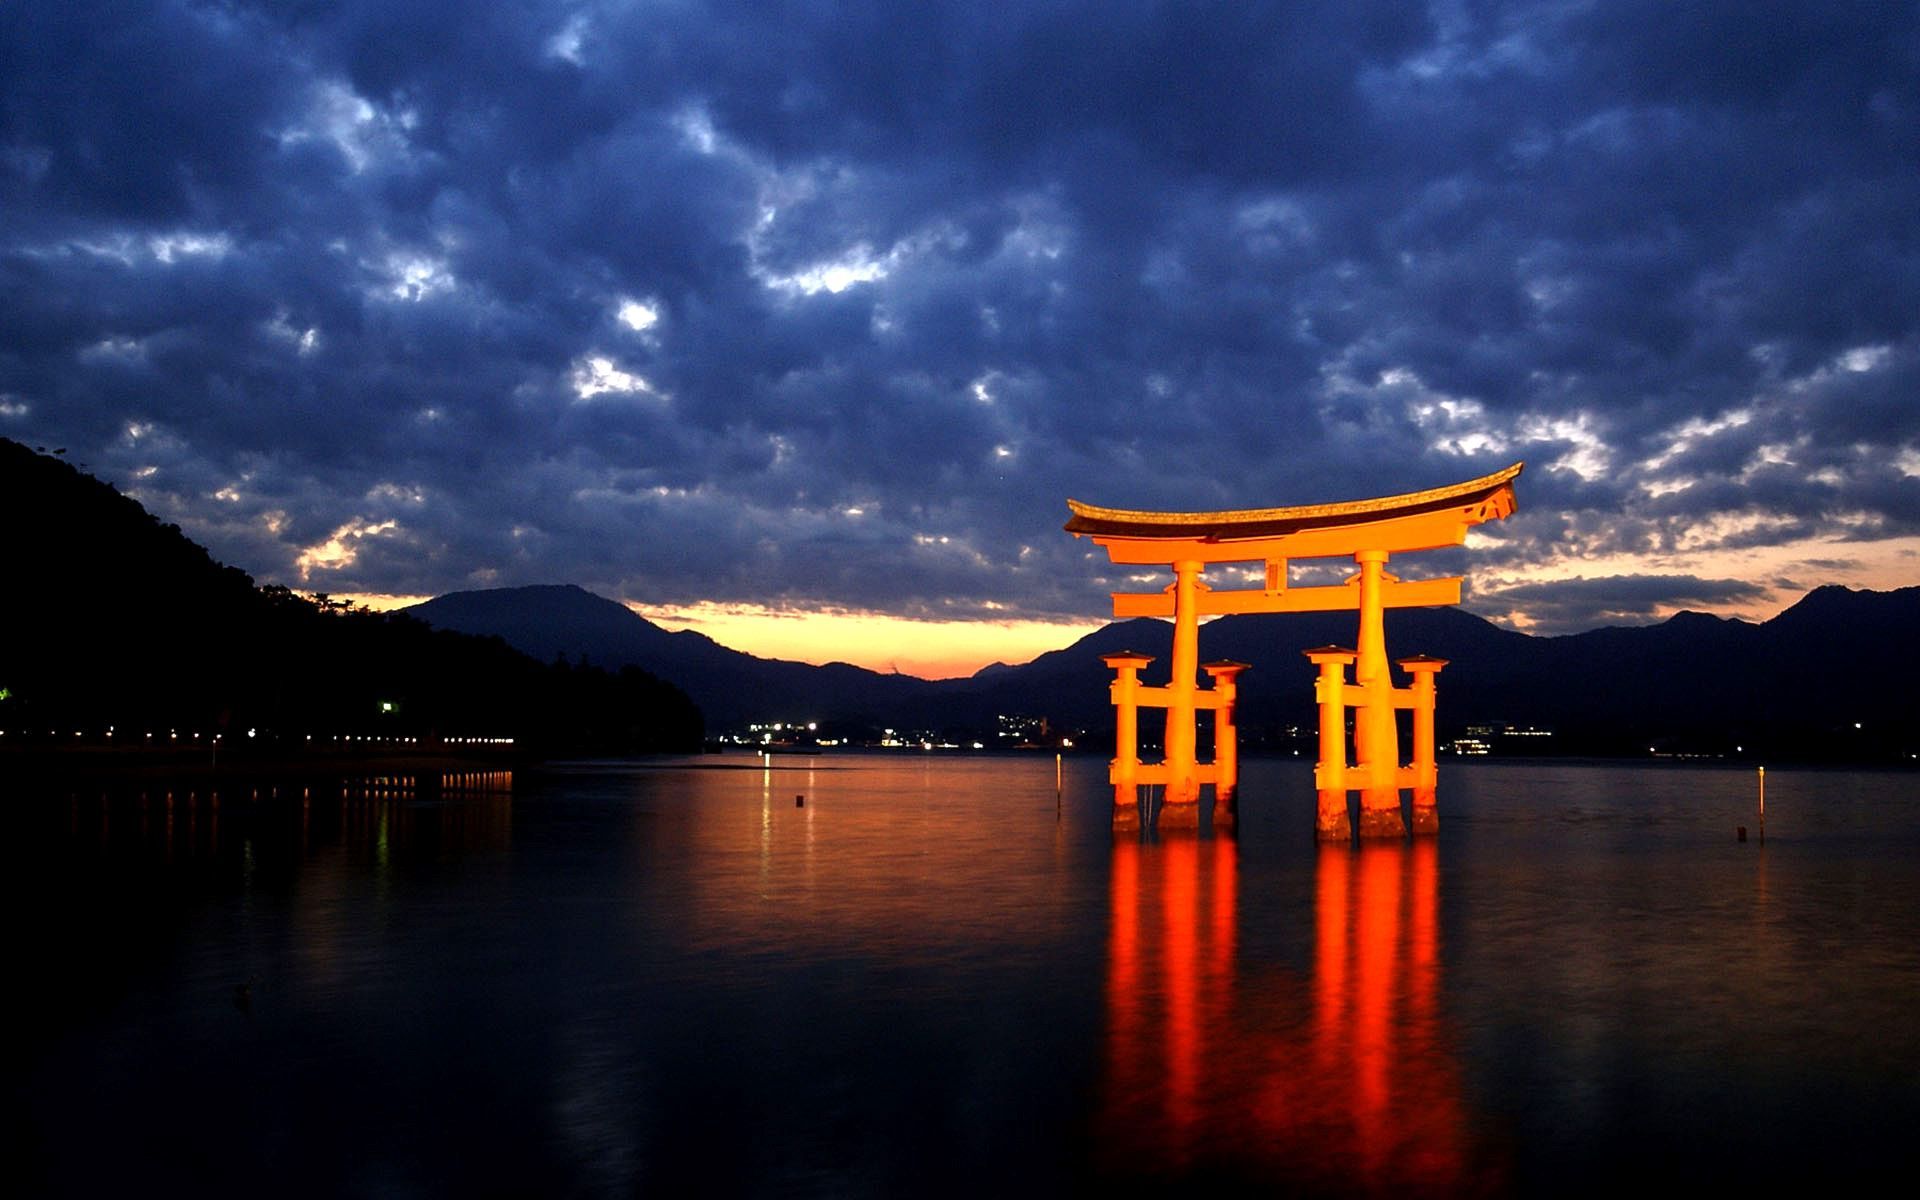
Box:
6 744 1911 787
0 743 530 786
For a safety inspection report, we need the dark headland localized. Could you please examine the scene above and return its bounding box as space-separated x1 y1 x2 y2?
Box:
0 438 702 780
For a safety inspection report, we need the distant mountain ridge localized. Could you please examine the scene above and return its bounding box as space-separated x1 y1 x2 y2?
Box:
21 425 1903 762
406 581 1920 759
404 586 948 728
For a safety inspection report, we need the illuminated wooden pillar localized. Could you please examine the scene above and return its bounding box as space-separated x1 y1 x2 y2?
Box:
1104 651 1153 832
1162 559 1204 812
1306 647 1356 841
1353 549 1405 839
1398 656 1446 834
1203 660 1248 828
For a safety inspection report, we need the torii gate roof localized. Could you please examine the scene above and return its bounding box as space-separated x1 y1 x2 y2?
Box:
1064 462 1522 561
1065 462 1523 541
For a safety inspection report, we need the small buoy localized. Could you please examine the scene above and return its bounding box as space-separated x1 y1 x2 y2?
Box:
1737 825 1748 842
796 794 805 807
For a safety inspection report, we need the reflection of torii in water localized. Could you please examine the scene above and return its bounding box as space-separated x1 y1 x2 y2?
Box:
1065 463 1522 839
1097 838 1498 1189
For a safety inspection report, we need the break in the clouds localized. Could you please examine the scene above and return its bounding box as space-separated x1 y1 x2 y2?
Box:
4 1 1918 635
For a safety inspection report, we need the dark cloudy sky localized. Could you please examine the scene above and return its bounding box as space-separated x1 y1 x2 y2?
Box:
5 1 1918 665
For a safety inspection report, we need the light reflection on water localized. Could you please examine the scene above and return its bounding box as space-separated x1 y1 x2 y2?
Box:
1100 837 1495 1194
9 756 1920 1195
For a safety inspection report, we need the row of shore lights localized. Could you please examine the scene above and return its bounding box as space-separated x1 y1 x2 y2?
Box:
0 727 513 746
744 723 990 751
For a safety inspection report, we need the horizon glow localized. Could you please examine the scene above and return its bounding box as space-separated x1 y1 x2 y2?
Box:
321 542 1920 684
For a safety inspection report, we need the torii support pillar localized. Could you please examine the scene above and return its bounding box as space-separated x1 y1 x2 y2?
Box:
1203 660 1248 829
1102 651 1153 832
1352 550 1406 840
1399 656 1447 834
1160 559 1204 815
1306 647 1356 841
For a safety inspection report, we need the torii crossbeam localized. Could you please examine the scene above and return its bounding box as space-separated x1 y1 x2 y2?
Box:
1065 463 1522 838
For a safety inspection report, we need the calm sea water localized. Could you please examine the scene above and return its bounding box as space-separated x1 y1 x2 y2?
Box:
9 755 1920 1196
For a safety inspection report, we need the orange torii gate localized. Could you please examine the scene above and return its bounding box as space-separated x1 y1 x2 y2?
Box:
1064 463 1522 839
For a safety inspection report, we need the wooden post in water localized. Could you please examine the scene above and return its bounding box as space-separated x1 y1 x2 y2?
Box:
1758 766 1766 843
1306 647 1357 842
1399 655 1448 834
1103 652 1154 832
1203 660 1248 829
1160 559 1204 814
1352 549 1405 839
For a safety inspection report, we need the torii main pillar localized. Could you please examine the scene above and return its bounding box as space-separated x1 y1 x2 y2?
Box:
1066 463 1522 839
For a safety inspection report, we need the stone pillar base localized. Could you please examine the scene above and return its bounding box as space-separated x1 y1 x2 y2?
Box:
1112 802 1141 833
1316 790 1352 842
1410 798 1438 835
1159 800 1202 829
1357 790 1406 839
1212 787 1238 829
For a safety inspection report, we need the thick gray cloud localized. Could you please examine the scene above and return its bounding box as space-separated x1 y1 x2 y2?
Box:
4 1 1917 631
1469 572 1775 635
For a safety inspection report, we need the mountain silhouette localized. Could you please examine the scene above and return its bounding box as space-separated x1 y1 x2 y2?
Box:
9 434 1912 762
407 578 1920 760
406 585 943 729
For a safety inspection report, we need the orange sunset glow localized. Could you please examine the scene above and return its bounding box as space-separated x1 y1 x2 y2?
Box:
626 600 1105 679
312 527 1920 684
332 591 1103 678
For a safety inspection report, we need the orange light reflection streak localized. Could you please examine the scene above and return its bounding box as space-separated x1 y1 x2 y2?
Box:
1101 837 1496 1191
